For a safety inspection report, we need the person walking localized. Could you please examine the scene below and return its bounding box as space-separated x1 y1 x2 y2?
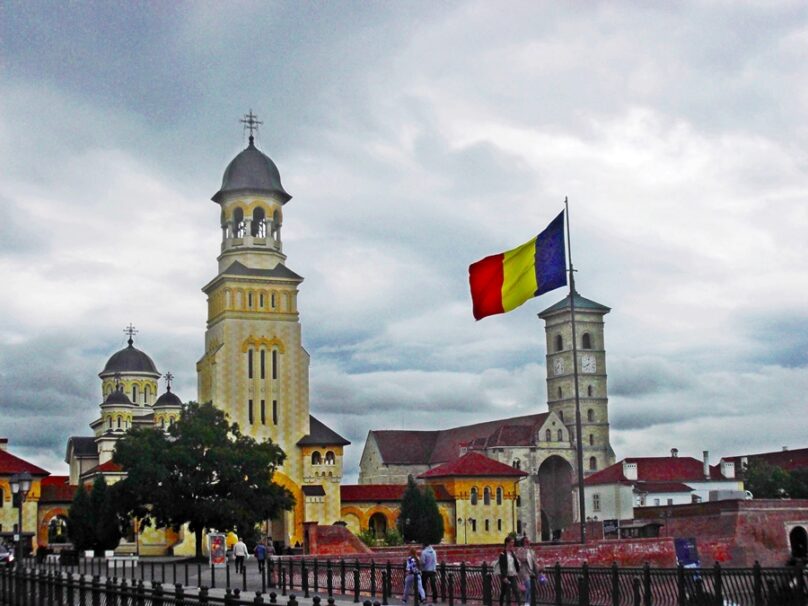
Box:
495 537 521 606
517 538 537 606
254 540 267 573
420 542 438 604
402 546 426 604
233 537 248 574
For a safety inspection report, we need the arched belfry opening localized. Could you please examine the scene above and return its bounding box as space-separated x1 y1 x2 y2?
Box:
252 207 266 237
538 456 574 542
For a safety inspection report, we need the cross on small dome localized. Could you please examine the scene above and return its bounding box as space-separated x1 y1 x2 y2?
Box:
240 109 263 145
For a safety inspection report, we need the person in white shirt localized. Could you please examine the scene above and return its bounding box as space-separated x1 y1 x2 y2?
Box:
233 538 249 574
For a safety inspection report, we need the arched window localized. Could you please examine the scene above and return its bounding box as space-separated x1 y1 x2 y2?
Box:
117 416 122 430
47 516 69 544
589 433 594 446
272 210 281 240
271 292 276 309
587 385 593 397
582 333 592 349
145 385 151 404
325 451 335 465
233 207 245 237
247 349 254 379
589 456 598 471
272 349 279 380
587 409 594 422
554 334 563 352
108 417 113 430
557 386 562 399
260 350 266 379
252 207 266 237
496 487 503 505
513 459 520 470
483 487 491 505
470 487 478 505
169 417 174 427
311 451 322 465
248 292 253 308
132 384 138 403
545 429 552 442
557 429 563 441
160 418 165 429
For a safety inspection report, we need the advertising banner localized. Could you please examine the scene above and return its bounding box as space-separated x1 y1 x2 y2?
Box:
208 533 226 568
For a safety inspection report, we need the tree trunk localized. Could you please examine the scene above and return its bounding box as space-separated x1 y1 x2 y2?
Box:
196 527 204 560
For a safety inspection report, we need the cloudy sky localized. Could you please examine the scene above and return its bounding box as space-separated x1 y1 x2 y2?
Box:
1 1 807 482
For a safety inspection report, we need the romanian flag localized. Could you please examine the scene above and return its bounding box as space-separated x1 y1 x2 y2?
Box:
469 211 567 320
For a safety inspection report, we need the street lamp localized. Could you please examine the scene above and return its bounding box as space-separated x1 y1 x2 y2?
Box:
10 472 32 565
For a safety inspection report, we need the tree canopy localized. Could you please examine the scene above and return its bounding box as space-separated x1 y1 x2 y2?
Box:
113 401 293 558
67 476 122 553
744 460 808 499
397 475 444 545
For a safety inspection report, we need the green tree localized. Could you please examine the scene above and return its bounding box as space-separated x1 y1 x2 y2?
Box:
788 468 808 499
67 484 93 551
397 476 444 545
113 401 293 559
744 460 792 498
91 477 123 553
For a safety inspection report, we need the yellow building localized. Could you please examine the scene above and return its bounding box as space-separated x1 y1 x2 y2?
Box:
340 452 527 545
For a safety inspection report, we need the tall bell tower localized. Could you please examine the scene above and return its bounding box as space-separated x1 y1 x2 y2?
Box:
196 112 311 459
539 291 616 474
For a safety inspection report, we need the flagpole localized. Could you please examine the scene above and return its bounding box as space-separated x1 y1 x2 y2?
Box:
564 196 587 545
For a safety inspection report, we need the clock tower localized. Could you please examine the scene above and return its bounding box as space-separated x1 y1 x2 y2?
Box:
539 291 615 475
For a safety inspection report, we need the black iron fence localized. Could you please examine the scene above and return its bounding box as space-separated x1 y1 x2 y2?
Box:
1 557 806 606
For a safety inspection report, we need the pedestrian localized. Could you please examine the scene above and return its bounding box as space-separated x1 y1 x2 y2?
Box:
254 540 267 573
420 542 438 604
495 537 521 606
402 546 426 604
517 537 536 606
233 537 249 574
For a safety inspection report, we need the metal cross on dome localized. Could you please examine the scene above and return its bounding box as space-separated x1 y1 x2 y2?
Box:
240 109 263 142
124 323 138 345
164 371 174 391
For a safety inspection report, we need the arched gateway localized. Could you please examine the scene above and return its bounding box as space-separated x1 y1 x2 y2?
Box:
538 455 573 541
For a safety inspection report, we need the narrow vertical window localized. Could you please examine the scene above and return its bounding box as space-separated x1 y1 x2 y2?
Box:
248 349 253 379
485 519 490 532
272 350 278 380
545 429 552 442
589 433 595 446
496 487 503 505
261 400 266 425
248 292 253 308
259 293 264 308
272 400 278 425
132 385 138 403
271 293 276 308
557 429 563 441
497 519 502 531
589 456 598 471
248 399 254 424
260 350 266 379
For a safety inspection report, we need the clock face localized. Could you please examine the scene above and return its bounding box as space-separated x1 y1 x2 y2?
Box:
553 357 565 376
581 353 596 374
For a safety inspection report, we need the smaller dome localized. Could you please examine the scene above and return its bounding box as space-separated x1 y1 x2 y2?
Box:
154 388 182 409
212 138 291 204
103 388 133 406
100 338 160 376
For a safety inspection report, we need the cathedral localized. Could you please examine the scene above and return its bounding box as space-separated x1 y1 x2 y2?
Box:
349 292 617 543
64 118 349 554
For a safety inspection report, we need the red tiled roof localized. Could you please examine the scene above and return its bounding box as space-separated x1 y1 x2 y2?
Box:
40 476 76 503
371 413 548 466
0 448 49 476
633 481 693 494
85 461 123 474
584 456 727 486
418 452 528 479
722 447 808 476
341 484 453 502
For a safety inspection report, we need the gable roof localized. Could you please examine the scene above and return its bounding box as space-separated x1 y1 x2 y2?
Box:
370 413 548 467
66 436 97 461
584 456 727 486
297 415 350 447
0 448 49 476
40 476 76 503
418 452 528 479
341 484 453 502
